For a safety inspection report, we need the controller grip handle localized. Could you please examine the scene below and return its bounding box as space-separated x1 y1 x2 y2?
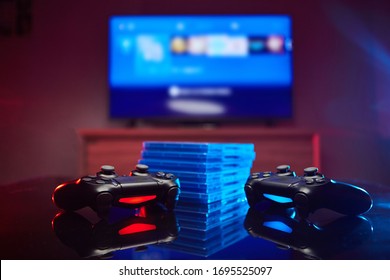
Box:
314 182 373 215
52 181 88 211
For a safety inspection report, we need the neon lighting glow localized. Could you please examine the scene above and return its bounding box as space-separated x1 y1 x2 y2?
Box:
51 213 62 230
263 221 292 233
55 183 66 190
119 195 156 204
137 207 147 218
118 223 156 235
287 208 296 219
263 194 293 203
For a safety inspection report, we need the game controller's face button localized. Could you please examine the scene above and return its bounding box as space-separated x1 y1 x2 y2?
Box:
165 173 175 179
96 179 106 184
99 177 111 182
263 173 272 178
82 177 93 182
156 172 165 178
303 167 319 176
305 178 315 184
250 173 259 179
315 178 325 183
276 165 291 173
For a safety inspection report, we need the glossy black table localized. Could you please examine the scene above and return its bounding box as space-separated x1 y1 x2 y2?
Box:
1 177 389 260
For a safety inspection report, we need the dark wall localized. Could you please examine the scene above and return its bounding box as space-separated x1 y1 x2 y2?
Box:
1 0 390 184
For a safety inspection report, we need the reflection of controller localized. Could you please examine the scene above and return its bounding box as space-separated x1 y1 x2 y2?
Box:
52 206 179 258
52 164 180 213
244 207 373 259
244 165 373 219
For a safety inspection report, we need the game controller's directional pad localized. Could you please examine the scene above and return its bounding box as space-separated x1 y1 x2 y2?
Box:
244 165 373 220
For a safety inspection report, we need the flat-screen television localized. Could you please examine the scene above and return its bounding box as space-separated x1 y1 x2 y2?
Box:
109 15 293 123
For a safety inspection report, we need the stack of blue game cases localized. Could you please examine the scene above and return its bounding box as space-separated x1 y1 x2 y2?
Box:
138 141 256 257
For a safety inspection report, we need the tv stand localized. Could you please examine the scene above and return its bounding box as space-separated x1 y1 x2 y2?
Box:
78 127 320 176
127 120 222 129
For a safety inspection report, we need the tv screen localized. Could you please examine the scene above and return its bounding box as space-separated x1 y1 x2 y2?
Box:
109 15 293 122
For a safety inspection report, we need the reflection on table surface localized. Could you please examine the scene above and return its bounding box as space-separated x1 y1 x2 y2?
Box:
244 205 373 259
52 206 179 259
1 177 390 260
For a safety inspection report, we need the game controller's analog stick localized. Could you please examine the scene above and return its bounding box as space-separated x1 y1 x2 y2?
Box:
277 165 291 173
131 164 150 176
101 165 115 174
98 165 118 178
304 167 319 177
276 165 296 176
52 164 180 213
244 165 373 219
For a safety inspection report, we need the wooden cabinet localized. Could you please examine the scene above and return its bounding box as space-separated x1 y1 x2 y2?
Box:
78 127 320 176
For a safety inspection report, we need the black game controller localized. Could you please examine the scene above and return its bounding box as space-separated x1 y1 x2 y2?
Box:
52 164 180 213
244 165 373 219
52 206 179 259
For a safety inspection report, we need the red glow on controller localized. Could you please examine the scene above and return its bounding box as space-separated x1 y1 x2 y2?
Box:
118 223 156 235
55 183 66 190
137 207 147 218
118 195 156 204
52 183 65 203
55 178 80 192
51 212 62 230
129 171 133 176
